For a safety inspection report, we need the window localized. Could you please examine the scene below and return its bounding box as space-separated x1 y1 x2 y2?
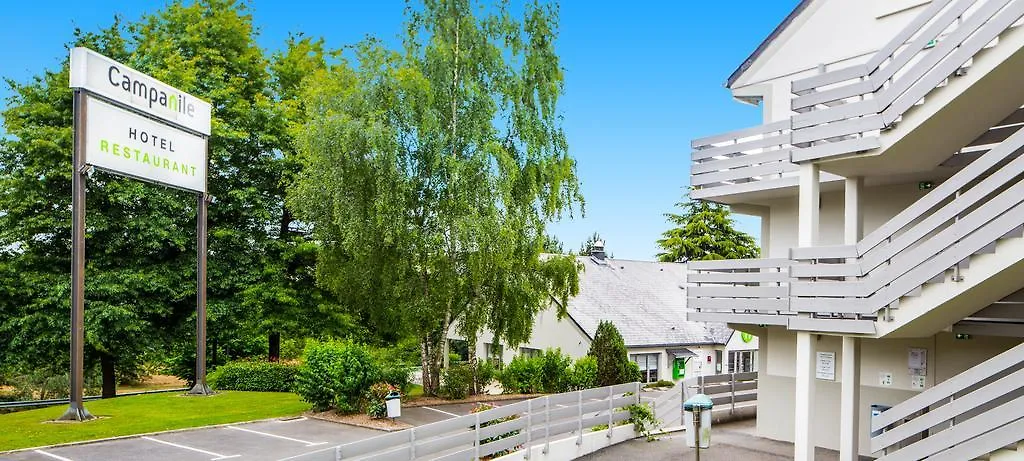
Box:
715 350 723 374
485 343 504 367
519 347 542 359
448 339 469 363
728 350 758 374
630 353 660 383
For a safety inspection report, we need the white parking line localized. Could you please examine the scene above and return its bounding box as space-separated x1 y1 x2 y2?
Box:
33 450 73 461
142 436 241 460
227 425 326 446
422 406 460 417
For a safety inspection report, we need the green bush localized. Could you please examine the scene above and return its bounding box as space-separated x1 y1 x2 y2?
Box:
473 360 496 392
588 321 637 386
566 356 598 391
539 349 572 393
378 363 412 395
643 380 675 389
440 364 473 400
208 360 298 392
365 382 399 419
295 340 381 413
498 356 543 394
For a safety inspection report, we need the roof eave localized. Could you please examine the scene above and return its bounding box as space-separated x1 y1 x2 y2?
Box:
725 0 815 88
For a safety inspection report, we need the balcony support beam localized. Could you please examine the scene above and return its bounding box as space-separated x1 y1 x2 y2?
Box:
845 176 864 245
794 331 817 461
840 336 862 461
799 163 820 247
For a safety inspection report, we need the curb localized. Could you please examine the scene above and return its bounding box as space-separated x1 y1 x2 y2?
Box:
304 413 408 433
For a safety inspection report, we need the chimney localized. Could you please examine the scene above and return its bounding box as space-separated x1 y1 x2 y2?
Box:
591 240 606 260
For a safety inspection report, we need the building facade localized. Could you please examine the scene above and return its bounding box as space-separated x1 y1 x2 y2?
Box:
449 252 751 383
689 1 1024 460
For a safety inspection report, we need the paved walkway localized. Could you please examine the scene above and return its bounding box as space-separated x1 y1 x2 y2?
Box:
579 419 849 461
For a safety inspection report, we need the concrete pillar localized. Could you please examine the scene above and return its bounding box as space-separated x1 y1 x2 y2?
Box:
795 331 817 461
844 176 864 245
840 336 862 461
799 163 820 247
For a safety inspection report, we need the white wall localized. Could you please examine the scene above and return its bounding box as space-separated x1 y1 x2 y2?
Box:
731 0 930 122
447 302 591 365
756 327 1022 455
763 182 926 258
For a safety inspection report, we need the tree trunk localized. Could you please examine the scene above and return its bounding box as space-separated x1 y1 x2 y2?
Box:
100 353 116 399
269 332 281 362
421 335 434 396
467 333 479 395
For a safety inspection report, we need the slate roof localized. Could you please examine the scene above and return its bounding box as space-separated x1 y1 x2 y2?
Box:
563 256 733 348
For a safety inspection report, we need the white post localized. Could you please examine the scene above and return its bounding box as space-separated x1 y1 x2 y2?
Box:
525 399 533 459
795 331 816 461
576 391 583 445
607 386 614 438
799 163 820 248
840 336 861 461
474 413 481 460
844 176 864 245
409 427 416 460
544 396 551 454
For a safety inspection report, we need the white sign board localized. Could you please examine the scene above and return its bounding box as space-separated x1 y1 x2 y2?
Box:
908 348 927 376
85 97 207 192
70 47 211 135
816 351 836 381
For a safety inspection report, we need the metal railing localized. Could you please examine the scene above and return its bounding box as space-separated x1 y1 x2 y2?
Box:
690 0 1024 199
871 341 1024 460
291 382 642 461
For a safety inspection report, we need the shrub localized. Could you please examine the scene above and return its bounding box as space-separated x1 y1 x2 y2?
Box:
440 364 473 400
643 380 675 389
365 382 399 419
473 360 496 392
471 403 521 458
627 403 661 441
295 340 381 413
208 360 298 392
498 356 543 394
566 356 597 391
588 321 636 386
539 349 572 393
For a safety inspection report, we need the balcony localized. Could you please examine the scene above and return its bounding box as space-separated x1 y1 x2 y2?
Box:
692 0 1024 202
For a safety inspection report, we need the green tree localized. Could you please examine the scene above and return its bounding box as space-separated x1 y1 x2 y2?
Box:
656 194 759 262
587 321 638 386
289 0 583 395
542 234 565 254
0 0 330 395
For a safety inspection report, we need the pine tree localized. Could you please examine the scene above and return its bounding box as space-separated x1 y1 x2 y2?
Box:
656 194 759 262
588 321 638 386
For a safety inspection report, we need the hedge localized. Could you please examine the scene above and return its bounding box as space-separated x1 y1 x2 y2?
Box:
208 360 298 392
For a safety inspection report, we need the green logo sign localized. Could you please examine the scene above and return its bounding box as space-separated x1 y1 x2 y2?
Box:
740 332 754 343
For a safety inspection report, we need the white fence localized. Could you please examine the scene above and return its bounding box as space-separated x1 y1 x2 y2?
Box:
293 382 642 461
680 372 759 419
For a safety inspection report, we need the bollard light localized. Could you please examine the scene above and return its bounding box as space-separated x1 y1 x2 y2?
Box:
684 394 714 460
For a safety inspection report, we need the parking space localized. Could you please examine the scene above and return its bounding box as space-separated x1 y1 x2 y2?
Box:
0 400 531 461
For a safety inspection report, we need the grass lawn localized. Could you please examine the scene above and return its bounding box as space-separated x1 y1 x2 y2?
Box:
0 391 310 452
406 384 424 398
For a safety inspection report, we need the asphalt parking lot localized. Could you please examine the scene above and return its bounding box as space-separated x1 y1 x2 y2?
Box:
0 400 529 461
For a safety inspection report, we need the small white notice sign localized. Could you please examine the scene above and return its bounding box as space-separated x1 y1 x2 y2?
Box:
85 97 207 192
816 351 836 381
909 348 927 376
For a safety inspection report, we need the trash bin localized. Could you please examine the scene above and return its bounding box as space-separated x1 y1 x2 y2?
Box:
684 394 714 449
385 391 401 418
870 404 892 437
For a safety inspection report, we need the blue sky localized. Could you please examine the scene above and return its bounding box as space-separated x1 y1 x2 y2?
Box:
0 1 799 260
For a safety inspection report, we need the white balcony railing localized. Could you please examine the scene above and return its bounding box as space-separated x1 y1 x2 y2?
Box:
691 0 1024 199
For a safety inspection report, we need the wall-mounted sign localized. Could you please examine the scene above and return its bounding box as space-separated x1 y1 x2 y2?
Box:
85 97 207 192
816 351 836 381
908 348 927 376
70 47 212 135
